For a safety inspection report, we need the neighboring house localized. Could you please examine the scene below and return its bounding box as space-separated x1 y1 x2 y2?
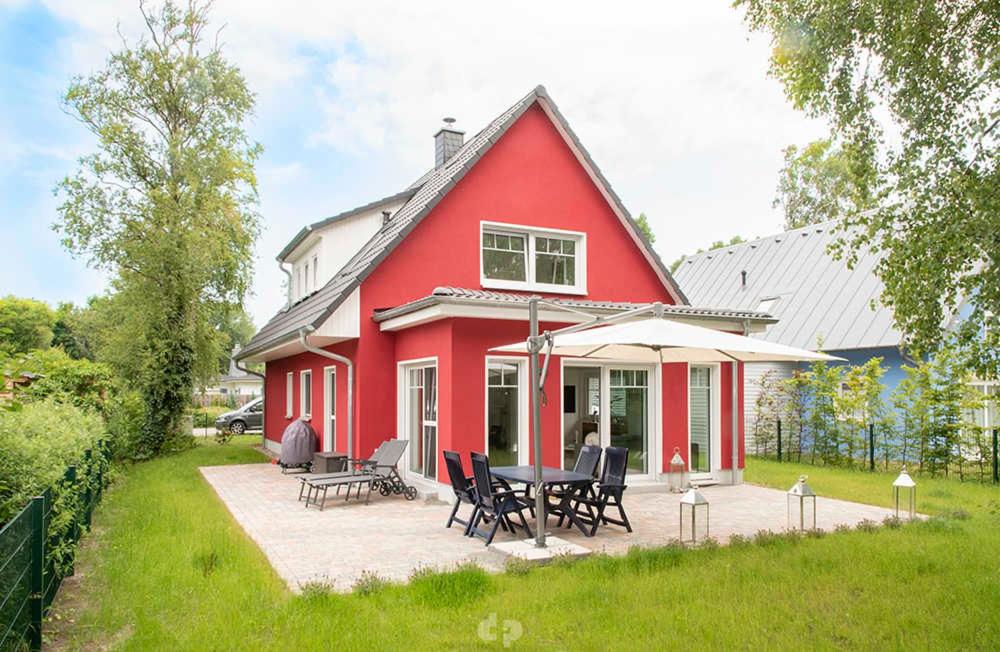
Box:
237 86 773 490
195 347 263 405
675 220 918 442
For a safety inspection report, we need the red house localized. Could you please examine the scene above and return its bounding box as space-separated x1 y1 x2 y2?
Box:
236 86 771 490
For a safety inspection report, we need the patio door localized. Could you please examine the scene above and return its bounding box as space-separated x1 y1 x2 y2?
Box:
689 365 716 475
404 363 437 480
562 363 654 479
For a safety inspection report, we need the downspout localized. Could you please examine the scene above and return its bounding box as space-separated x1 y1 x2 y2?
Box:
298 326 354 459
279 260 293 309
234 359 266 447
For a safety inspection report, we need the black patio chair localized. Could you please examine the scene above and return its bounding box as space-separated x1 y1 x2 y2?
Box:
570 446 632 536
549 445 602 527
468 452 534 546
443 450 478 535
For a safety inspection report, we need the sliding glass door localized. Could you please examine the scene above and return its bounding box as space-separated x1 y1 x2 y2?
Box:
405 364 437 480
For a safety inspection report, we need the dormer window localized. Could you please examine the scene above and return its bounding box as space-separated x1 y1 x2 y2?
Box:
480 221 586 294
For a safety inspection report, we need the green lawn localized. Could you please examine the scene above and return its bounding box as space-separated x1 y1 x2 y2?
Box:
53 441 1000 650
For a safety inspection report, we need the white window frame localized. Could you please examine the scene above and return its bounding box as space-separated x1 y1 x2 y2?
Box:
396 357 439 481
323 366 336 451
480 221 587 295
304 261 311 293
687 363 721 478
300 369 312 419
484 357 529 466
312 254 319 289
559 359 658 481
285 372 293 418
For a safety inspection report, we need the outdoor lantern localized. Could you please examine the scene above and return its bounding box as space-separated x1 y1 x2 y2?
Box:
668 447 686 493
893 465 917 520
679 484 709 544
787 475 817 531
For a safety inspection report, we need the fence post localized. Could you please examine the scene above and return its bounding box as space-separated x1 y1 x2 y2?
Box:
83 449 93 528
776 418 782 462
28 494 44 652
993 428 998 485
869 423 875 472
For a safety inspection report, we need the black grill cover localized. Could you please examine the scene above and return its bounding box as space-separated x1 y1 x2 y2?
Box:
279 419 317 466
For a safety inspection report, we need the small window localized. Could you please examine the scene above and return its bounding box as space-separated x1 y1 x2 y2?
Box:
300 370 312 417
296 268 303 299
285 372 293 417
304 261 310 293
312 255 319 288
482 231 527 281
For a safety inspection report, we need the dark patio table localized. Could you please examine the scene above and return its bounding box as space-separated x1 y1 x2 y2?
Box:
491 465 595 536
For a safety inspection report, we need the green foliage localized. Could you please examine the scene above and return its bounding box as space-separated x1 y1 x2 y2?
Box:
52 301 94 360
773 139 874 230
4 348 115 416
634 212 656 243
738 0 1000 378
0 295 55 356
191 405 229 429
56 1 261 458
0 399 104 524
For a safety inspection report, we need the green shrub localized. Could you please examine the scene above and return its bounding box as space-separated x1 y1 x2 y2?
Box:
106 389 145 459
5 348 114 416
0 398 105 524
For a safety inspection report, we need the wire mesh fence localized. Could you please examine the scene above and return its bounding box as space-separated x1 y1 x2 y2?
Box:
0 440 110 651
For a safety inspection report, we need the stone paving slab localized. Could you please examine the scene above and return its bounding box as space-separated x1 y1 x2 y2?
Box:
200 463 897 592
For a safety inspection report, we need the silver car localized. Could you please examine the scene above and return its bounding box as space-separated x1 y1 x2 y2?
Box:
215 398 263 434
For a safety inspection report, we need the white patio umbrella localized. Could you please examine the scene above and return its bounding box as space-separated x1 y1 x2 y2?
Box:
491 317 840 363
491 306 841 549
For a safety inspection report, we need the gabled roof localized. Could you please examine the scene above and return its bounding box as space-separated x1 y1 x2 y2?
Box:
239 85 687 360
673 221 901 351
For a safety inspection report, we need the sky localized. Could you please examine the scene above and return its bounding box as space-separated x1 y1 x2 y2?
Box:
0 0 826 328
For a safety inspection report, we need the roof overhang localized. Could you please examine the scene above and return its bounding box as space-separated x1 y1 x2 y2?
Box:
374 290 775 334
236 334 355 364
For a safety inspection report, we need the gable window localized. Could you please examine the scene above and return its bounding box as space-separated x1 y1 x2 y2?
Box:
300 370 313 418
312 255 319 289
480 222 586 294
285 372 293 418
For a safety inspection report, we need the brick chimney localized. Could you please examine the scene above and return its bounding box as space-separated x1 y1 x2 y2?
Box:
434 117 464 167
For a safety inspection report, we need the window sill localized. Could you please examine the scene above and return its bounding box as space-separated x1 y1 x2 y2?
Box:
481 278 587 296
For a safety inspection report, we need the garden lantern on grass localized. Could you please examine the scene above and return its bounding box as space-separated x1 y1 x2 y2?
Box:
893 465 916 520
787 475 816 531
679 484 709 544
668 447 685 493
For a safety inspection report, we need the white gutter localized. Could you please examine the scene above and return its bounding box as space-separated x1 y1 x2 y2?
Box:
297 327 354 458
279 261 293 309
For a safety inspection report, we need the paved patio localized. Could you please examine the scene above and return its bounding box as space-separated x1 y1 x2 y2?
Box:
200 463 896 592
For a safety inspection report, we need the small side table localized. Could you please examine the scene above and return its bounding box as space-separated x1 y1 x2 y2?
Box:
313 451 348 474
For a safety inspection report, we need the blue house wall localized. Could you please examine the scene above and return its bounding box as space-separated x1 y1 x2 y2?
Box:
800 346 910 404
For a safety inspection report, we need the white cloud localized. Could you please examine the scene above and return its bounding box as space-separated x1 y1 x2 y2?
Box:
15 0 827 325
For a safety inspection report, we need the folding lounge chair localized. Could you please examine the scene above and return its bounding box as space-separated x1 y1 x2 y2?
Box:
549 445 601 527
303 440 415 509
296 441 388 502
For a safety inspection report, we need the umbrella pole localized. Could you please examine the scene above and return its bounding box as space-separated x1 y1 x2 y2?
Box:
528 297 547 548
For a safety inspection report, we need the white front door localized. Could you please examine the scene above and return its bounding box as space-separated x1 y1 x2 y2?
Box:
688 364 720 479
403 363 438 481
